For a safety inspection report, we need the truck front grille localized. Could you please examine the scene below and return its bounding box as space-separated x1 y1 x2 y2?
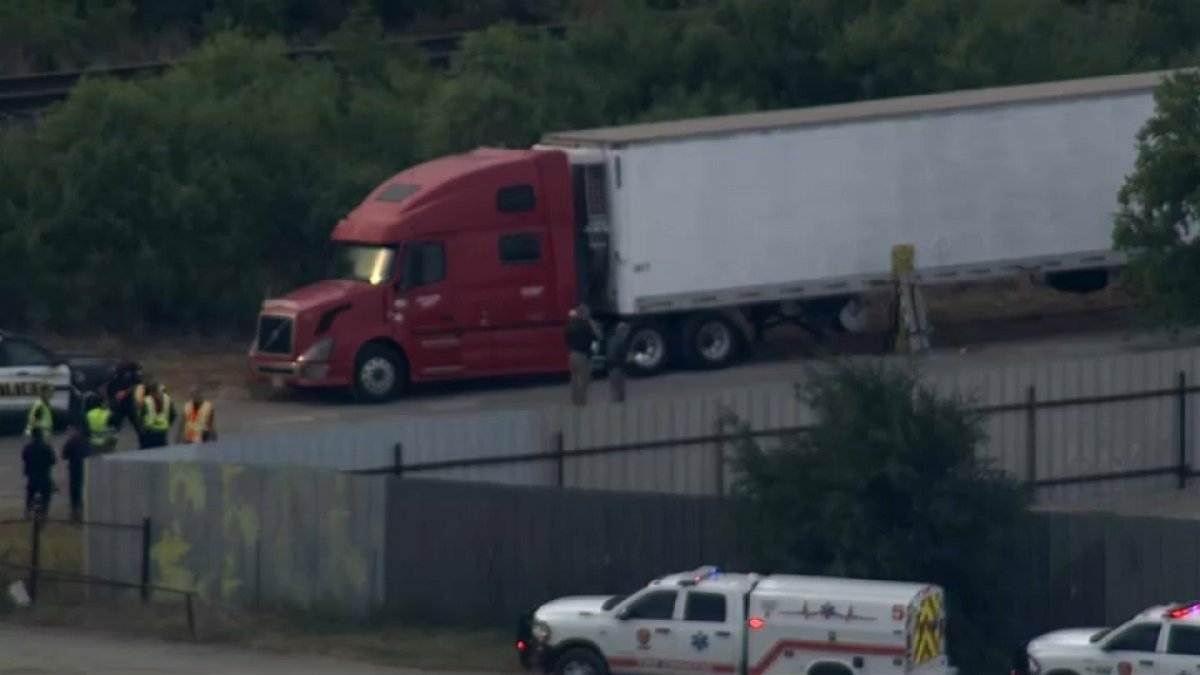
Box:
257 315 294 356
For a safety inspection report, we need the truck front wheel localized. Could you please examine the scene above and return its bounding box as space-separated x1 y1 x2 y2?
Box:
553 647 609 675
353 343 408 403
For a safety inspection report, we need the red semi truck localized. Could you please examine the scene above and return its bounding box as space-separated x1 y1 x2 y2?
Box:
249 71 1162 401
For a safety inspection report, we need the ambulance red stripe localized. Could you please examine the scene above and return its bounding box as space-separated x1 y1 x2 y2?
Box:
608 657 737 673
748 639 907 675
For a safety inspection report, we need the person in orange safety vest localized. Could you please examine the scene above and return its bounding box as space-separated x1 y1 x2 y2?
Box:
177 386 216 444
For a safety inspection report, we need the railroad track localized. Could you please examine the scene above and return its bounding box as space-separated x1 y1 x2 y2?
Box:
0 25 567 113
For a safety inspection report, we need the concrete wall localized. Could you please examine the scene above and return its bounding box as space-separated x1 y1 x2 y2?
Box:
85 458 387 616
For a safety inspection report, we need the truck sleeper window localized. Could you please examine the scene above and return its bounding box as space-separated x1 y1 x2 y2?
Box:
684 592 726 622
625 591 677 620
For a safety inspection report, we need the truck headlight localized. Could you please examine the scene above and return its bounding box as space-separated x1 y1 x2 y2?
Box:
531 621 551 644
299 336 334 362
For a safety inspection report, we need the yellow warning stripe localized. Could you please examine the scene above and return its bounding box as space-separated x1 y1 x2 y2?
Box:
912 593 943 665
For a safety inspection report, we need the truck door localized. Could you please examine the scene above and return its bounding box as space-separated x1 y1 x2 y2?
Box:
1092 622 1163 675
607 589 683 675
1158 624 1200 675
394 239 485 378
486 227 564 375
678 589 740 674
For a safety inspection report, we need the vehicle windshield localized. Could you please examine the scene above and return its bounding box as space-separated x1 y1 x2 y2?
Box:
602 595 628 611
327 244 396 285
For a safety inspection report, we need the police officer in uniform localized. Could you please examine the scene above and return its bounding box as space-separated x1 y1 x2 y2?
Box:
25 383 53 438
139 382 175 449
85 393 117 454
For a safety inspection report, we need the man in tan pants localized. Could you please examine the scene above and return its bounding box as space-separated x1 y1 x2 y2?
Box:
564 304 598 406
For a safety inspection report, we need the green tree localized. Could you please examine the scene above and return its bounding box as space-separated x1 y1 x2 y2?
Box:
1113 71 1200 327
729 362 1027 672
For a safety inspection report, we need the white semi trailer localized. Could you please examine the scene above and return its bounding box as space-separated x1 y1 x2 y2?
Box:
536 69 1166 373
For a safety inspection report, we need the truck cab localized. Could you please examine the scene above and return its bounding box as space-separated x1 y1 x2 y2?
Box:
518 566 955 675
1019 603 1200 675
248 148 581 401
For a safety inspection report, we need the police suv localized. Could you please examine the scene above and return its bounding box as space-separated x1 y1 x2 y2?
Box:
1018 603 1200 675
0 331 112 423
517 566 956 675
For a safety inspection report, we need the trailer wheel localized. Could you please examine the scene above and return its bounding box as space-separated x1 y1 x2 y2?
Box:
626 321 670 376
352 343 408 403
553 647 608 675
682 314 739 370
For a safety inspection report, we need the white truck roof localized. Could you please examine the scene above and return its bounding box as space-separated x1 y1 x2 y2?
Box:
757 575 933 604
541 69 1173 147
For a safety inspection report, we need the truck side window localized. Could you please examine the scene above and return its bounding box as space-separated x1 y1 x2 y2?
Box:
684 592 727 622
1104 624 1161 652
624 591 677 620
405 242 446 287
1168 626 1200 655
497 184 536 213
498 233 542 265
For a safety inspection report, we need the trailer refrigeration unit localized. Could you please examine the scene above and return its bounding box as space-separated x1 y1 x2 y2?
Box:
249 69 1168 402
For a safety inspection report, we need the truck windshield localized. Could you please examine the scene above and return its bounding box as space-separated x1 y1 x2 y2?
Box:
328 244 395 285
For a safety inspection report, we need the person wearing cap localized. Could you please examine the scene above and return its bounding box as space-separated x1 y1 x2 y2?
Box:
24 383 54 438
564 304 599 406
177 386 216 444
139 381 176 449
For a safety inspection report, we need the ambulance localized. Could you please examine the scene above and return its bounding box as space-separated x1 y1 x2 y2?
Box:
517 566 956 675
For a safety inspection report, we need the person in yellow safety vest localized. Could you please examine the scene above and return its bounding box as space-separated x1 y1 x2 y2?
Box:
24 383 53 438
139 383 175 449
85 393 117 454
177 387 216 444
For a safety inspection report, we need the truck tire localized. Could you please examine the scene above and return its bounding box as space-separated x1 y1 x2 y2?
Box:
807 663 854 675
553 647 608 675
352 343 408 403
626 321 671 376
682 314 739 370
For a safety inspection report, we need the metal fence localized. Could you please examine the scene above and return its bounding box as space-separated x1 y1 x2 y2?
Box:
84 455 1200 632
116 344 1200 503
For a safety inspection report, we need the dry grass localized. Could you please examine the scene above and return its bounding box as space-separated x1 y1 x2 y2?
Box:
0 595 516 671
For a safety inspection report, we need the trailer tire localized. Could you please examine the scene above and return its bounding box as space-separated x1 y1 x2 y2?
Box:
553 647 608 675
626 321 671 377
682 314 740 370
352 343 408 403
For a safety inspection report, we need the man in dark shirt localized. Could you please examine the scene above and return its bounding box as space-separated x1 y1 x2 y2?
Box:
61 421 91 522
606 322 633 403
22 428 56 519
564 304 598 406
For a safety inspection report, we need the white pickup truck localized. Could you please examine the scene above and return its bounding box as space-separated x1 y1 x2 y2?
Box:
1017 602 1200 675
516 566 956 675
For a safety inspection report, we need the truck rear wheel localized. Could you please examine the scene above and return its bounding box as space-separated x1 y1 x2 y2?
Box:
626 321 670 376
553 647 608 675
682 314 739 370
807 663 854 675
353 343 408 403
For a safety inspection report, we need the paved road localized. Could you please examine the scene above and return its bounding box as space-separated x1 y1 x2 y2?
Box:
0 325 1193 517
0 623 494 675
